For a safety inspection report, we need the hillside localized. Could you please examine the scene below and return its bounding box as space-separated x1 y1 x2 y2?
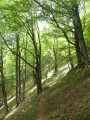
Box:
0 1 90 120
3 66 90 120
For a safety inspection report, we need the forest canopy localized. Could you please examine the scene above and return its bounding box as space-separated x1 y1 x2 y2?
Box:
0 0 90 117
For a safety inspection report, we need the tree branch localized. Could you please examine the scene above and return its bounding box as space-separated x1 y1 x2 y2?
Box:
51 13 75 45
0 32 36 69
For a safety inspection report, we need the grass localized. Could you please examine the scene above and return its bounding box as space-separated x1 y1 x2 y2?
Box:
0 79 35 120
4 89 37 120
1 66 90 120
23 105 36 120
43 67 90 120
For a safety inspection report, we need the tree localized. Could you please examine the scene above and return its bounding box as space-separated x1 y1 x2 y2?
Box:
34 0 89 67
16 33 19 107
0 39 9 114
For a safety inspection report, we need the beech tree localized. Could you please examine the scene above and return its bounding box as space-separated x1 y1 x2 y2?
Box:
0 0 43 94
0 39 9 114
34 0 89 67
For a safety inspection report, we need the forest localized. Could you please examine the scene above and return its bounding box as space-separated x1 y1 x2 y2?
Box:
0 0 90 120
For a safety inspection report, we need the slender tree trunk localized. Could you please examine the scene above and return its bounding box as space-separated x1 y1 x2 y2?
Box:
37 23 42 94
53 46 57 73
22 65 25 99
19 51 21 101
0 44 9 114
16 33 19 107
23 32 27 100
22 67 25 99
38 44 42 94
25 32 27 85
11 79 13 98
33 52 36 84
68 42 74 69
25 52 26 87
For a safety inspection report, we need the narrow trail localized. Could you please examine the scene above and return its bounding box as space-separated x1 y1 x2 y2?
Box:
36 89 49 120
36 64 69 120
2 64 69 120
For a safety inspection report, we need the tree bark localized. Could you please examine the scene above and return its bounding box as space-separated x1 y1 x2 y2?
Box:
36 53 42 94
68 42 74 69
16 33 19 107
19 51 21 101
74 29 84 67
23 33 27 100
0 44 9 114
53 45 57 73
31 23 42 94
73 5 89 66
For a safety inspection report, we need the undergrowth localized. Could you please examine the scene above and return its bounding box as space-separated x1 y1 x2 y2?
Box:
2 66 90 120
44 67 90 120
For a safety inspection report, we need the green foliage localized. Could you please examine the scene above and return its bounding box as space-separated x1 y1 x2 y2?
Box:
44 67 90 120
78 110 90 120
48 111 60 120
0 0 90 119
26 106 36 120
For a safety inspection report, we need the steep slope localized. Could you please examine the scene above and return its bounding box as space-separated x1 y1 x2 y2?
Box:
42 67 90 120
2 66 90 120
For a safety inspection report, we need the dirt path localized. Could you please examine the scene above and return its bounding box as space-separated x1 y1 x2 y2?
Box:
36 89 49 120
36 65 70 120
2 64 69 120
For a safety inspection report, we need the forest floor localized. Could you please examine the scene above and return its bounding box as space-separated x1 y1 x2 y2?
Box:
1 65 90 120
0 64 69 120
36 89 49 120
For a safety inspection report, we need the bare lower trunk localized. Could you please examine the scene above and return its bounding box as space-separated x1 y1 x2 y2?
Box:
23 78 25 99
36 54 42 95
0 44 9 114
68 42 74 69
36 64 42 95
75 31 82 65
54 52 57 73
1 75 9 114
16 33 19 107
73 5 89 66
19 52 21 101
37 82 42 94
23 34 27 100
53 41 58 74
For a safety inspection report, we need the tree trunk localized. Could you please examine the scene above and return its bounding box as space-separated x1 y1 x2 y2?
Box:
0 44 9 114
10 76 13 98
22 72 25 100
33 54 36 84
16 33 19 107
19 51 21 101
32 22 42 95
73 5 89 66
68 42 74 69
74 30 84 67
53 46 57 73
23 32 27 100
36 53 42 94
